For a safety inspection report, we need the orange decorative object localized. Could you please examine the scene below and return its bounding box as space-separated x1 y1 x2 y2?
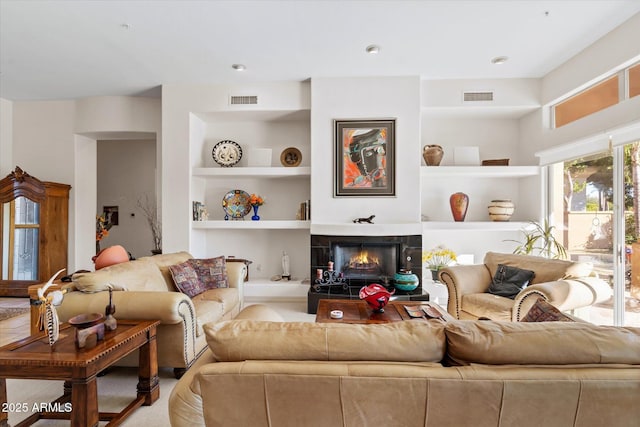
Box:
93 245 129 270
449 192 469 222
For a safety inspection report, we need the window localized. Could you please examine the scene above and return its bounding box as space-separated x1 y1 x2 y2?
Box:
629 63 640 99
554 75 619 128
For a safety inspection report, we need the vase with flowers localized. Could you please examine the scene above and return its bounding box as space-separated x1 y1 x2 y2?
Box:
95 213 113 254
249 194 264 220
422 245 457 281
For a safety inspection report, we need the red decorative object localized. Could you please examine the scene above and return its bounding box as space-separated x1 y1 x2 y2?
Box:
449 192 469 222
92 245 129 270
359 283 395 313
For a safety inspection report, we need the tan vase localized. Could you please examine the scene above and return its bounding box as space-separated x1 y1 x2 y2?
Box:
488 199 515 221
449 192 469 222
423 145 444 166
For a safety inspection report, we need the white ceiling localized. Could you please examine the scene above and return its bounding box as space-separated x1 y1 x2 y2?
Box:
1 0 639 101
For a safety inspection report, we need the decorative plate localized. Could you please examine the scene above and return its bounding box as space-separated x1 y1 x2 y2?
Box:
280 147 302 167
212 140 243 167
222 189 251 219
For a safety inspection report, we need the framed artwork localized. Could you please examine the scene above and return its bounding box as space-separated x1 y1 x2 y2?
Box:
103 206 119 226
334 119 395 197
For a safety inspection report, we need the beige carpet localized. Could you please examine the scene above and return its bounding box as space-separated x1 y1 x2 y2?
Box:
0 307 30 321
5 301 313 426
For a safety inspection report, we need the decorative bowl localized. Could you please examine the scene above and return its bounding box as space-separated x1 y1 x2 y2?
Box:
393 270 420 291
68 313 104 329
359 283 395 313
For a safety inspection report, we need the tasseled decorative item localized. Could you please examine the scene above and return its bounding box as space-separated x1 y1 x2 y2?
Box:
36 268 67 347
104 284 117 331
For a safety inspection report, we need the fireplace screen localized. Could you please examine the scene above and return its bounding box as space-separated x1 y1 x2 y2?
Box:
333 243 398 281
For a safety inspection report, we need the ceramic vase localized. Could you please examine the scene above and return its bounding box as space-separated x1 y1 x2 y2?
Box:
422 145 444 166
431 269 440 281
449 192 469 222
488 199 515 221
251 205 260 221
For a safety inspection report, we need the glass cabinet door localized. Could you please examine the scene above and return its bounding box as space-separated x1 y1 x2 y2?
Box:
1 196 40 281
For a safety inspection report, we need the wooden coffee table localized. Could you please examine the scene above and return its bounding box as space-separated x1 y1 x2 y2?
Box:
0 319 160 427
315 299 451 324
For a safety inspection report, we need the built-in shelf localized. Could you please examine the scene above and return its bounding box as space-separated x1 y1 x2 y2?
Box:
193 166 311 178
310 223 423 236
193 220 310 230
422 221 532 231
243 279 309 302
420 165 539 178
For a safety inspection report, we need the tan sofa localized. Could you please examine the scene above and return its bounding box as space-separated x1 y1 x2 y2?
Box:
169 319 640 427
56 251 246 377
439 252 612 321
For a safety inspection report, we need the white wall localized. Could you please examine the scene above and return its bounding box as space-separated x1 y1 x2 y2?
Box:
97 139 157 259
0 98 13 176
8 97 161 271
310 77 422 225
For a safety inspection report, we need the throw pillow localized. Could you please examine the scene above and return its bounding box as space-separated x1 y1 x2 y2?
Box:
486 264 535 299
169 260 206 298
189 256 229 289
520 298 575 322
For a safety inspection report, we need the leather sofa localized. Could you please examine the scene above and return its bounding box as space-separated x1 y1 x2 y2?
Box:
56 251 246 377
439 252 612 321
168 319 640 427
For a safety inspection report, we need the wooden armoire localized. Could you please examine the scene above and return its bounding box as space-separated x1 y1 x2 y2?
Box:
0 166 71 297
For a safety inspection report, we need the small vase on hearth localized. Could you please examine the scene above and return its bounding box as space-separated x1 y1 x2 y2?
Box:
251 205 260 221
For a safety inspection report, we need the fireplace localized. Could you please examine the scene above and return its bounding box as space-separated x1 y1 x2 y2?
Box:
308 234 425 313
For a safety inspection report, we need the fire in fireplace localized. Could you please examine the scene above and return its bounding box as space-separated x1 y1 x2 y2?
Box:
335 245 396 281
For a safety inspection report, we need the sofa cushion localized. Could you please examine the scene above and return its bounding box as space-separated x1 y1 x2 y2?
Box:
520 298 575 322
190 296 225 336
142 251 192 292
484 252 593 285
462 293 513 321
445 320 640 366
198 287 240 311
487 264 535 299
71 258 167 292
169 260 205 298
204 320 446 363
190 256 228 289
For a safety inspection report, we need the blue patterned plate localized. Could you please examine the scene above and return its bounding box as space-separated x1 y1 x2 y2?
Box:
222 189 251 219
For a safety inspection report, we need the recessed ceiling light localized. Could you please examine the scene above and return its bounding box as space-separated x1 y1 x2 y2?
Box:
232 64 246 71
491 56 509 65
366 45 380 54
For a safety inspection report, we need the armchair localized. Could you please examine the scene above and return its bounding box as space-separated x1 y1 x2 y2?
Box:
439 252 612 321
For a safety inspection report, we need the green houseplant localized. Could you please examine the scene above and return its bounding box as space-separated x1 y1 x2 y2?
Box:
510 220 567 260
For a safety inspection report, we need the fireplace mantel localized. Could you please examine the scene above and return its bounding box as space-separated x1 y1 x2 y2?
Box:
310 222 422 236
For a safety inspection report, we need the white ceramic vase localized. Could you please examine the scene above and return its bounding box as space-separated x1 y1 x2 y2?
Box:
488 199 515 221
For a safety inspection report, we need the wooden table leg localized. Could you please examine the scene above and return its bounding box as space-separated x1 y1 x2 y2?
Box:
0 378 7 427
70 375 99 427
137 325 159 405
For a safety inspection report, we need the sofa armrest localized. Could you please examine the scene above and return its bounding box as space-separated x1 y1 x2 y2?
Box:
512 277 613 321
439 264 492 319
57 290 196 325
226 262 247 306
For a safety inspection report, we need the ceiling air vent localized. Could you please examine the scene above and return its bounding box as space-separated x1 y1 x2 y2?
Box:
463 91 494 102
229 95 258 105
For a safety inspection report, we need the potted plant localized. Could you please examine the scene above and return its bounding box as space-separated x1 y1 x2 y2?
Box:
509 220 567 259
137 194 162 255
422 245 457 281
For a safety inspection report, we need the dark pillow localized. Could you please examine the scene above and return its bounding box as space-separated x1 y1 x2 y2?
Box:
189 256 228 289
520 298 575 322
169 260 205 297
486 264 535 299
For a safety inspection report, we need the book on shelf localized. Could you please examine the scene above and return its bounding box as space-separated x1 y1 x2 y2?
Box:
192 201 207 221
297 200 310 220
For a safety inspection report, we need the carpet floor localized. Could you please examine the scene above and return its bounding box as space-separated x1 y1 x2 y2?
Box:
0 307 30 321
